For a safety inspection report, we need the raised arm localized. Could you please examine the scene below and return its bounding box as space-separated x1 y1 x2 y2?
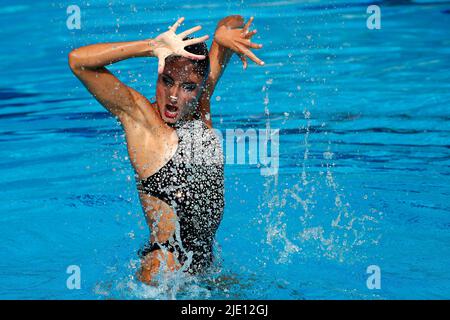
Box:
68 40 155 124
199 15 264 127
68 17 208 125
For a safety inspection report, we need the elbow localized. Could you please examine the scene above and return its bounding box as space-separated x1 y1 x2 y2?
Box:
226 14 243 21
68 50 80 72
230 14 244 21
219 15 244 28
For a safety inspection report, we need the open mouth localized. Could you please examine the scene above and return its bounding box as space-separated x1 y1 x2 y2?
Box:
164 104 179 119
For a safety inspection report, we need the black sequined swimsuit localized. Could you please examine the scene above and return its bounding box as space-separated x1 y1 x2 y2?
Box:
137 120 224 274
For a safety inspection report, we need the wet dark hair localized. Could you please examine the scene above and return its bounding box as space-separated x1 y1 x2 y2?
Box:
165 37 210 80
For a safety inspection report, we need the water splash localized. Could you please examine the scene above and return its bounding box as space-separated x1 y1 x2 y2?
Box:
261 89 382 266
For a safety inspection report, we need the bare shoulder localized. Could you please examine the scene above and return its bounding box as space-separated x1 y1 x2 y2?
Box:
119 89 175 153
119 88 163 131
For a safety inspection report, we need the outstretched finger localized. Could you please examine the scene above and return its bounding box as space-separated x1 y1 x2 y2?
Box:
169 17 185 32
183 35 209 46
237 38 263 49
239 54 248 70
243 29 257 39
178 25 202 39
181 50 206 60
243 16 254 34
237 44 264 66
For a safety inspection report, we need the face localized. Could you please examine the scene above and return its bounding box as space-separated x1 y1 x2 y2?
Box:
156 57 204 124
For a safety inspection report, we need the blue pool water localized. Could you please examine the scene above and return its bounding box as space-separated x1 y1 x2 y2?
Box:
0 0 449 299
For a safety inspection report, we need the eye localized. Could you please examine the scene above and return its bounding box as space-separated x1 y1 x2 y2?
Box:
162 75 173 86
182 84 197 92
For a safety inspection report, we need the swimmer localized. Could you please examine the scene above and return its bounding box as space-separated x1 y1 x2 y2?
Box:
68 15 264 284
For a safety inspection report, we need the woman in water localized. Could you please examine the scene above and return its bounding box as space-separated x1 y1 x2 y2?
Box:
68 15 263 283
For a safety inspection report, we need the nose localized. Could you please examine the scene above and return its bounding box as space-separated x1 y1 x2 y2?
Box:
168 86 179 104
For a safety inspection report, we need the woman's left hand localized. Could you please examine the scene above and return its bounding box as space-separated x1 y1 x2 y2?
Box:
214 16 264 69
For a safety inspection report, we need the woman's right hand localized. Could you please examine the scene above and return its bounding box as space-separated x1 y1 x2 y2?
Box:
150 17 209 74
